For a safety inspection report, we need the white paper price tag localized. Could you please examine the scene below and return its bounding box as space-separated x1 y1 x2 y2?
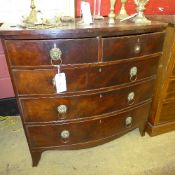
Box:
55 73 67 93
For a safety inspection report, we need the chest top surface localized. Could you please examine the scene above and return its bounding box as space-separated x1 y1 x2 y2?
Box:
0 18 167 39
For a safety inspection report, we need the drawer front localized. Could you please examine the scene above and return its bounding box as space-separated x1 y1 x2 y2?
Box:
21 79 154 122
102 32 164 62
13 56 159 95
5 38 98 66
26 103 151 148
159 101 175 123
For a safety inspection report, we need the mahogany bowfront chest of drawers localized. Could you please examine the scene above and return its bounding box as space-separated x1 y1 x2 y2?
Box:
0 20 166 166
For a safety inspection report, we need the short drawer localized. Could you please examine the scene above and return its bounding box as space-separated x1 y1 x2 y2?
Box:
20 79 154 123
102 32 164 62
5 38 98 66
13 56 159 96
26 103 151 148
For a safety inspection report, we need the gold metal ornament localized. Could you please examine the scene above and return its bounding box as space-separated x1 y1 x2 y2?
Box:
134 0 151 24
57 105 67 114
116 0 128 20
108 0 116 24
52 77 56 87
128 92 135 105
130 66 138 81
134 44 141 54
24 0 38 24
50 44 62 61
60 130 70 139
125 117 133 128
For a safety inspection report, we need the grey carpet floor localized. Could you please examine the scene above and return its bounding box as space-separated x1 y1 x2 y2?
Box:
0 116 175 175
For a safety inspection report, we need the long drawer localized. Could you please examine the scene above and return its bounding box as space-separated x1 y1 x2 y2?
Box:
26 103 151 148
20 78 155 123
26 104 150 147
5 38 99 66
13 56 159 96
102 32 164 62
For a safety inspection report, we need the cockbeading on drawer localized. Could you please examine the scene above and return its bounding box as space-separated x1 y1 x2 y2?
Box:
102 32 164 62
5 38 99 66
13 55 160 96
20 78 155 123
26 103 151 148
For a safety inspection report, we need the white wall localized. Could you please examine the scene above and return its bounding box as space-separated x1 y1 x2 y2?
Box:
0 0 75 24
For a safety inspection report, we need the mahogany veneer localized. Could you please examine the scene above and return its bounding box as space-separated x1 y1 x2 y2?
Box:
0 19 166 166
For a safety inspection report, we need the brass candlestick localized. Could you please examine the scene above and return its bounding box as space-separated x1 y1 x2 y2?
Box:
108 0 116 24
24 0 38 24
116 0 128 20
134 0 151 24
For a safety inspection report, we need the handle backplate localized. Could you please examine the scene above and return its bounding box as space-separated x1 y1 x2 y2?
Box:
57 105 67 114
125 116 133 128
130 66 138 81
134 44 141 54
60 130 70 140
50 43 62 61
128 92 135 105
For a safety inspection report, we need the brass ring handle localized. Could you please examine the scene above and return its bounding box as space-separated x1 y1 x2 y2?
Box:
130 66 138 82
60 130 70 140
57 105 67 114
50 43 62 62
134 44 141 54
128 92 135 105
125 117 133 128
52 77 56 87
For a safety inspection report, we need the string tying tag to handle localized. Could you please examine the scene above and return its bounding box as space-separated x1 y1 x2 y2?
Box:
57 65 60 74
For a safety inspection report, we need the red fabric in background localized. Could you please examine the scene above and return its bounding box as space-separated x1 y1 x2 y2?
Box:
76 0 175 16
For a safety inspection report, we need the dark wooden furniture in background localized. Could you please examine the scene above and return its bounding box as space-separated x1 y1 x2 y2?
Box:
147 15 175 136
0 19 166 166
